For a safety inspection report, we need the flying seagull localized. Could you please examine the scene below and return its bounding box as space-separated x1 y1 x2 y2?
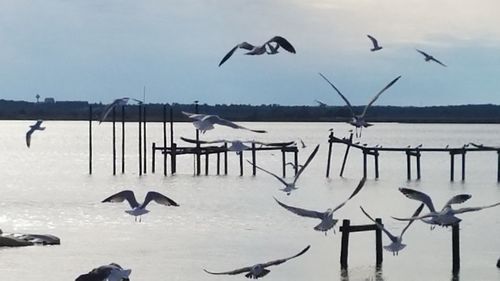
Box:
314 99 327 107
75 263 131 281
299 139 306 149
102 190 179 222
182 111 267 134
273 178 365 235
360 204 424 255
367 34 383 51
99 97 142 124
246 145 319 195
219 36 296 66
180 137 293 154
26 120 45 148
203 245 310 279
319 73 401 137
416 49 447 67
393 188 500 228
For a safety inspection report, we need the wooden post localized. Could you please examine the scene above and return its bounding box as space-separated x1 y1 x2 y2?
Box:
339 133 353 177
152 142 156 173
121 105 125 174
138 105 142 176
461 151 466 181
163 105 167 176
171 143 177 174
406 151 411 180
363 150 368 179
293 149 298 175
89 105 92 175
452 223 460 274
375 218 383 267
251 143 256 176
169 106 174 146
326 132 333 178
224 143 228 175
340 219 350 270
195 103 200 176
450 152 454 181
205 152 209 175
282 149 286 178
143 106 147 174
416 152 421 180
497 150 500 182
239 151 244 176
374 151 379 179
112 107 116 175
216 152 220 175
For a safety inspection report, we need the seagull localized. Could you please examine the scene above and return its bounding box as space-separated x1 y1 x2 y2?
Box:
99 97 142 124
180 137 293 155
26 120 45 148
367 34 383 51
416 49 447 67
102 190 179 222
314 99 327 107
360 204 424 255
219 36 296 66
319 73 401 137
299 139 306 149
203 245 310 279
393 188 500 228
75 263 131 281
273 178 365 235
246 145 319 195
182 112 267 134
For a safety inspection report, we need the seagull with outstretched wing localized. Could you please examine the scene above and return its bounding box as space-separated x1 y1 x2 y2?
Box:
102 190 179 222
180 137 293 154
26 120 45 148
76 263 131 281
273 178 365 235
416 49 447 67
99 97 142 124
203 245 310 279
182 111 267 134
219 36 296 66
367 34 383 51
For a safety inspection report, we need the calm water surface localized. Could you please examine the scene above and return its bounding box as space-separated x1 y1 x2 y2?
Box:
0 121 499 281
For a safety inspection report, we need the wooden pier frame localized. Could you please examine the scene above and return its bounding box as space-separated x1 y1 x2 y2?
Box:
339 219 383 270
405 149 421 180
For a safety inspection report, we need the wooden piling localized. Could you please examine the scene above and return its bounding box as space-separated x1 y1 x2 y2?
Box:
363 150 368 178
112 107 116 175
294 149 298 176
251 143 256 176
152 142 156 173
88 105 92 175
224 143 228 175
326 132 334 178
416 152 421 180
143 106 147 174
340 219 350 270
121 105 125 174
171 143 177 174
497 151 500 182
374 151 379 179
205 152 209 175
169 107 174 146
138 105 142 176
195 103 200 176
450 152 454 181
452 223 460 274
339 133 353 177
282 149 286 178
406 151 411 180
216 152 220 175
163 105 167 176
239 151 244 176
461 151 466 181
375 218 383 267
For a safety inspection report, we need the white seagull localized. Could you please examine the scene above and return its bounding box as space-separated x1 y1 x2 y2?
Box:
219 36 296 66
393 188 500 228
273 178 365 235
75 263 131 281
102 190 179 222
99 97 142 124
360 204 424 255
182 111 267 134
203 245 310 279
367 34 383 51
319 73 401 137
246 145 319 195
26 120 45 148
180 137 293 154
416 49 447 67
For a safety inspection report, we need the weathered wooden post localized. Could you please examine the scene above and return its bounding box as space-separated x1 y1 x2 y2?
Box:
375 218 383 267
452 223 460 274
216 152 220 175
239 151 244 176
282 149 286 178
224 143 228 175
339 133 353 177
89 105 92 175
169 106 174 146
461 151 466 181
340 219 351 270
416 151 421 180
163 104 167 176
374 150 379 179
195 102 201 176
251 143 256 176
205 152 209 175
293 149 298 175
143 105 147 174
406 151 412 180
112 107 116 175
363 150 368 178
121 105 125 174
138 105 142 176
497 150 500 182
450 152 455 181
326 132 334 178
171 143 177 174
152 142 156 173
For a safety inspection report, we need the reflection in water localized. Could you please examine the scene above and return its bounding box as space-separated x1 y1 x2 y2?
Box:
340 266 384 281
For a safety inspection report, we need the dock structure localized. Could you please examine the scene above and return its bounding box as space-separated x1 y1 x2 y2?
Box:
339 219 383 270
326 132 500 182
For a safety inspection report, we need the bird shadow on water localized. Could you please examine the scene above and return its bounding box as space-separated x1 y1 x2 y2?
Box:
340 266 384 281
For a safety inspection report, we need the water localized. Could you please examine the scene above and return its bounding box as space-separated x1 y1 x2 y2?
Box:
1 121 499 281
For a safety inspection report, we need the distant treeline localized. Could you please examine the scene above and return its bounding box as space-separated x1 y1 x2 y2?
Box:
2 99 500 123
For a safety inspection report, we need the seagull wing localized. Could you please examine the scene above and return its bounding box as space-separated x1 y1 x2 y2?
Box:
360 206 398 242
141 191 179 208
254 141 295 147
34 120 43 128
330 178 366 213
398 188 436 212
416 49 430 58
246 160 289 186
318 73 355 117
261 245 310 268
274 197 324 219
26 127 35 148
453 202 500 215
181 111 207 121
443 194 472 209
391 212 435 221
360 76 401 118
102 190 140 209
180 137 227 145
267 36 296 53
99 99 122 124
400 203 425 238
430 57 447 67
210 115 267 133
203 266 252 276
219 42 254 67
366 34 380 48
293 144 320 184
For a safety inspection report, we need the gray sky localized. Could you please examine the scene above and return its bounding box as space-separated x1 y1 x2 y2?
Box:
1 0 499 106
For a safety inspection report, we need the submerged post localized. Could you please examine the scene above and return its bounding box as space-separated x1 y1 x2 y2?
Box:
251 143 256 176
121 105 125 174
138 105 142 176
152 142 156 173
497 151 500 182
340 219 350 270
294 149 298 175
326 132 333 177
282 149 286 178
216 152 220 175
363 150 368 178
195 102 200 176
339 133 353 177
171 143 177 174
416 151 421 180
143 106 147 174
375 218 383 267
239 151 244 176
169 106 174 146
450 152 454 181
374 151 379 179
163 105 167 176
112 107 116 175
406 151 411 180
452 223 460 274
224 143 228 175
89 105 92 175
205 152 209 175
461 151 466 181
